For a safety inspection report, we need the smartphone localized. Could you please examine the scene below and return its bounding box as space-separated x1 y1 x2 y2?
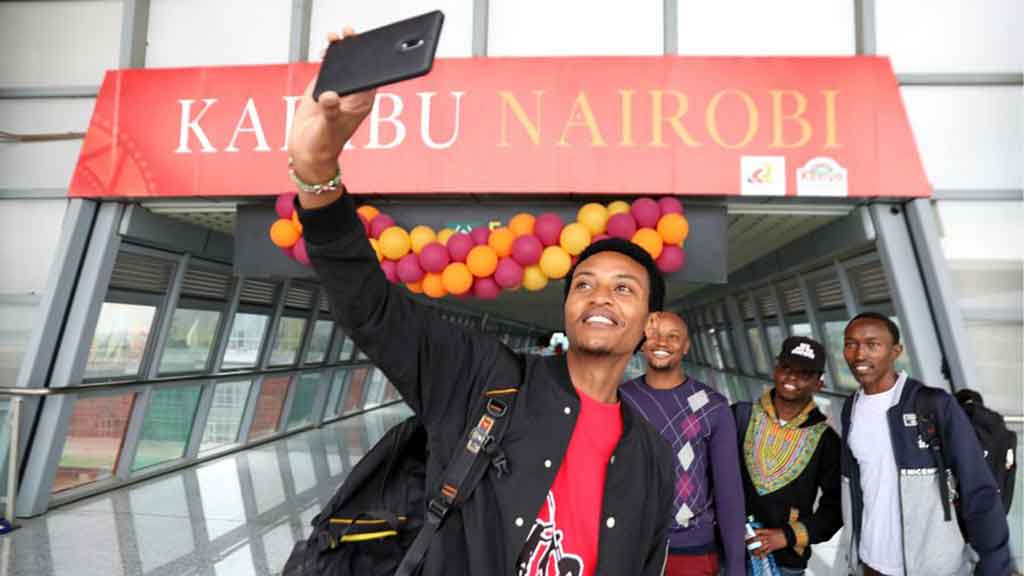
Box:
313 10 445 100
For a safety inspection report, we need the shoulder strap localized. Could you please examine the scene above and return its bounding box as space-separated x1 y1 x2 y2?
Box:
915 385 954 522
734 402 753 446
395 387 519 576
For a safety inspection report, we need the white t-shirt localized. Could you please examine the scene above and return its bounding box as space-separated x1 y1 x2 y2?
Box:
848 375 905 575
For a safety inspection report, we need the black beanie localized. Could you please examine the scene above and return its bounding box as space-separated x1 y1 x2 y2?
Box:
562 238 666 313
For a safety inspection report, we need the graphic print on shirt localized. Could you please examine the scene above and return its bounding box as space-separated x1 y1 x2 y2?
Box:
518 492 585 576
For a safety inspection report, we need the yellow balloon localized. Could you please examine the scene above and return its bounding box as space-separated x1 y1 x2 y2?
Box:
379 226 411 260
422 273 447 298
632 228 664 260
607 200 631 216
356 205 380 223
441 263 473 295
509 213 536 237
522 265 549 291
409 225 436 254
539 246 572 279
576 203 609 236
369 238 383 262
437 228 455 246
559 222 592 256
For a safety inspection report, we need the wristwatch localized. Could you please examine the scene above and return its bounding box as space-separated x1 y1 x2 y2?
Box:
288 157 342 195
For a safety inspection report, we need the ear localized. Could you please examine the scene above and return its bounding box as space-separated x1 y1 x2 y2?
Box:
892 343 904 359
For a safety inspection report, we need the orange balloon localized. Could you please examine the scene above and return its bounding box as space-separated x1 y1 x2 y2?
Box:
488 227 516 258
522 265 549 291
290 211 303 235
539 246 572 279
356 205 380 222
466 245 499 278
406 280 423 294
441 263 473 295
270 219 300 248
437 228 455 246
576 203 609 236
632 228 664 260
508 213 536 237
559 222 592 256
409 225 436 254
607 200 631 216
657 213 689 245
422 272 447 298
379 226 411 260
369 238 383 261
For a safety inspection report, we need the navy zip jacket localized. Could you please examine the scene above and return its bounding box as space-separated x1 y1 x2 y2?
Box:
298 193 675 576
838 375 1012 576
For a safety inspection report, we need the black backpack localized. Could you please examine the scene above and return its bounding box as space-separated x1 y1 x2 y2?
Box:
282 387 518 576
915 387 1017 526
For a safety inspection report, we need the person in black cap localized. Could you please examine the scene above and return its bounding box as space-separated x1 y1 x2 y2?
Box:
285 28 675 576
731 336 842 576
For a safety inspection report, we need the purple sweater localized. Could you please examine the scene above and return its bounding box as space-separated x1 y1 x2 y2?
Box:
620 376 746 575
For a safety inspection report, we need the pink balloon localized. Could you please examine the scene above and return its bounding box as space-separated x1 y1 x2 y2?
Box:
631 197 661 228
418 242 449 273
358 212 371 236
606 212 638 240
534 213 564 247
396 253 425 283
275 193 296 219
473 277 501 300
511 234 543 266
446 233 475 263
494 258 524 289
293 238 310 266
470 226 491 246
279 246 295 259
658 196 684 215
593 233 611 242
656 245 686 273
380 259 399 283
369 214 395 239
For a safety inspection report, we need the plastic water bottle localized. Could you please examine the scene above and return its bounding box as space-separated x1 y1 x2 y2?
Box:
746 515 780 576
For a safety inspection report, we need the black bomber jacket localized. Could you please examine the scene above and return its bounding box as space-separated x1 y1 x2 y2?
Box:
299 193 675 576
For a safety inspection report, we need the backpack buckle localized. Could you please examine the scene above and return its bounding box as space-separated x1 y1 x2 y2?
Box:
486 398 508 418
427 498 450 525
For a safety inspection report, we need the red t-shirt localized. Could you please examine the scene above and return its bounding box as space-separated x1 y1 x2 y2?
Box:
519 388 624 576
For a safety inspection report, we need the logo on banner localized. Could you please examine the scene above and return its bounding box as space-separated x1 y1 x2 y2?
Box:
797 157 848 196
740 156 786 196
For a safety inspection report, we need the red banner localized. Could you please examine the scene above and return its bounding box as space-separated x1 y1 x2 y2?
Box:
69 57 929 198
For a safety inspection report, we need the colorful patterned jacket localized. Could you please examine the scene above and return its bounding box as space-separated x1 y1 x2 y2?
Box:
732 390 843 570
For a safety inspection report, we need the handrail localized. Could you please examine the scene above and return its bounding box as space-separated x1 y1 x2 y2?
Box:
0 360 377 397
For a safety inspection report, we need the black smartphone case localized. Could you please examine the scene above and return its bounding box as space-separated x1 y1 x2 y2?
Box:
313 10 444 100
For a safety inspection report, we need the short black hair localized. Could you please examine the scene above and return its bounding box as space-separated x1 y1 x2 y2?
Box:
848 312 900 344
562 238 666 313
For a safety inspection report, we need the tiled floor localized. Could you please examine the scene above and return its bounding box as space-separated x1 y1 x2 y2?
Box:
0 403 413 576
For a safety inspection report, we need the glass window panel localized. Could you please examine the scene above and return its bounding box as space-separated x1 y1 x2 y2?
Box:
158 308 220 374
765 324 784 359
354 347 369 361
132 385 202 471
790 322 813 337
747 326 770 374
303 320 334 364
249 376 291 440
876 0 1022 73
717 329 736 370
310 0 473 60
825 320 859 392
488 0 663 56
199 379 252 453
937 201 1024 312
286 372 322 430
902 87 1023 190
222 313 268 370
146 0 291 67
678 0 854 56
269 317 306 367
84 303 156 380
337 333 355 362
325 370 348 418
54 393 135 493
341 367 371 415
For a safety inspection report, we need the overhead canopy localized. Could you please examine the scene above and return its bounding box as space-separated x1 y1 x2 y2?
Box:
70 56 930 199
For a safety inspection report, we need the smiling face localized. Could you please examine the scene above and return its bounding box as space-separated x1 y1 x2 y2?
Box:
563 251 650 357
843 317 903 389
773 360 823 404
642 313 689 372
